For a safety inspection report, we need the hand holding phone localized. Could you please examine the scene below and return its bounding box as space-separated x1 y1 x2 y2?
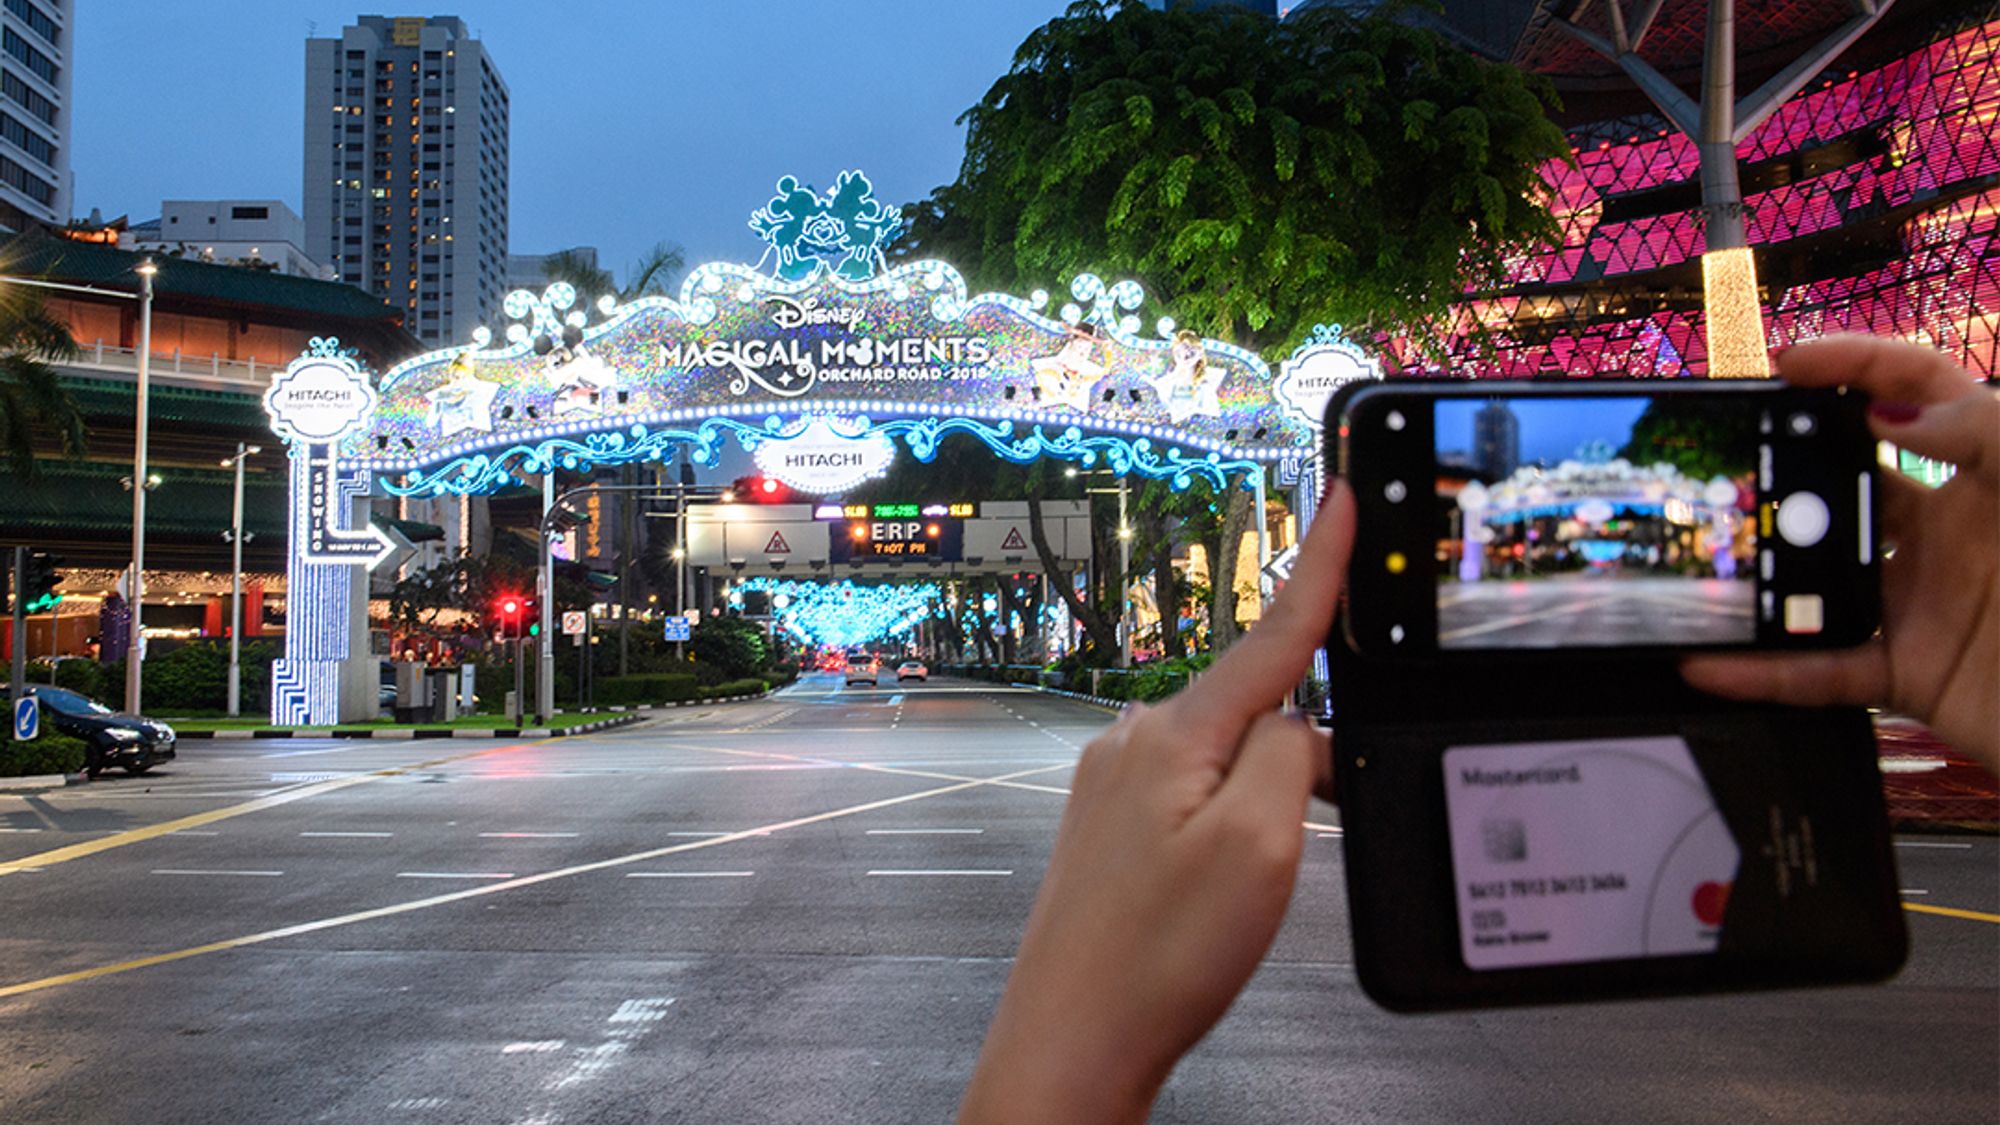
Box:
1331 378 1880 658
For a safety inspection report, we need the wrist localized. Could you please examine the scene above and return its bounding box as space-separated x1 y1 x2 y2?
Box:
958 990 1175 1125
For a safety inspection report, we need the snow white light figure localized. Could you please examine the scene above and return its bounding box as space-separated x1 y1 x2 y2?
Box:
1031 323 1109 413
1147 329 1224 424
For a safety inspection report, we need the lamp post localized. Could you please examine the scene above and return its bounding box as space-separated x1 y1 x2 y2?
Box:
1117 475 1132 669
221 442 261 716
125 259 157 712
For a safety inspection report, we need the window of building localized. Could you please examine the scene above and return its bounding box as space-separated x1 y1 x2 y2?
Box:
0 71 54 127
0 151 53 205
230 205 270 220
0 110 54 168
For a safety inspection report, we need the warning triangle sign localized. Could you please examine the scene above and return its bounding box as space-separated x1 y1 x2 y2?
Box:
1000 526 1028 551
764 531 792 554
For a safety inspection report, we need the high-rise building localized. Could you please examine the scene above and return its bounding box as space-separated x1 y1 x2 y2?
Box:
303 16 509 347
123 200 331 280
0 0 70 231
1473 401 1519 481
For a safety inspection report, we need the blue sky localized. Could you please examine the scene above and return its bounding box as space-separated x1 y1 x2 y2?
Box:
1437 397 1653 466
73 2 1062 283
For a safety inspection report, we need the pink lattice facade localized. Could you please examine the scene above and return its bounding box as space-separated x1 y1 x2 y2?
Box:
1381 21 2000 380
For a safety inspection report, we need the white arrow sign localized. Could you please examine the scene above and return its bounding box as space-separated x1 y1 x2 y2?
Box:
301 446 396 568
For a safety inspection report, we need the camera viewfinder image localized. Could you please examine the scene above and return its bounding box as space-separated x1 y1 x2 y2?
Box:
1436 396 1758 649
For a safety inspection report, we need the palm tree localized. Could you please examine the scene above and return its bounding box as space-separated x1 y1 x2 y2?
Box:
540 241 686 304
0 281 82 481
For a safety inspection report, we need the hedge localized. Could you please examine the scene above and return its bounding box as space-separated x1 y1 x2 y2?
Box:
0 732 88 777
596 673 700 707
699 678 769 700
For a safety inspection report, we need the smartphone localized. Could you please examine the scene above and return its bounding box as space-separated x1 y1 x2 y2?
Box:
1326 379 1880 658
1332 704 1908 1012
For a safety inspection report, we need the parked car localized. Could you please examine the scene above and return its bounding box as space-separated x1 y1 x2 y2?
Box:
844 655 879 687
896 660 928 682
14 685 177 777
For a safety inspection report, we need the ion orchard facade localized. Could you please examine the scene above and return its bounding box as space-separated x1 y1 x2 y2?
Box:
1382 21 2000 381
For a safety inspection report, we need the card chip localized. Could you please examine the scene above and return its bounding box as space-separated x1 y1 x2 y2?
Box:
1481 818 1527 863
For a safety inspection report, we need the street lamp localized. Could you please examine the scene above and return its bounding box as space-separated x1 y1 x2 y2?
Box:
127 258 157 712
220 442 261 716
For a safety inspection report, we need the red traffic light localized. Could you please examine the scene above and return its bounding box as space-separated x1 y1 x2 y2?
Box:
500 597 522 616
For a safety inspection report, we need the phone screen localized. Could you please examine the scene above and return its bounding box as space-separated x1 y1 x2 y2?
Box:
1432 395 1759 649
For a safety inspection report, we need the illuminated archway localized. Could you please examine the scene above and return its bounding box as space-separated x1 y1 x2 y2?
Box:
264 172 1377 723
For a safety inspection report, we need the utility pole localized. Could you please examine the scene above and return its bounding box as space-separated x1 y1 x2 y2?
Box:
124 260 157 713
223 442 259 716
1117 476 1132 669
10 546 25 706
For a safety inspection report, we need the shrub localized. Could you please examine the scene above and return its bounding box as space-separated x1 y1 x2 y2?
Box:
698 678 768 700
597 673 699 707
0 732 88 777
128 640 283 714
691 616 768 680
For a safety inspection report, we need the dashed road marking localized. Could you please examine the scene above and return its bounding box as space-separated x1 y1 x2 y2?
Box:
479 832 579 839
397 871 515 880
867 869 1012 877
866 828 984 835
1894 841 1974 849
301 831 393 838
152 868 283 877
625 871 754 878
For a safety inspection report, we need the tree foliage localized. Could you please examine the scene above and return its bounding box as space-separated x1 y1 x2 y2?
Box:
900 0 1567 359
1618 397 1761 484
0 278 82 480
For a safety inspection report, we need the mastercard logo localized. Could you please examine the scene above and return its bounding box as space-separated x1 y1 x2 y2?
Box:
1692 881 1732 927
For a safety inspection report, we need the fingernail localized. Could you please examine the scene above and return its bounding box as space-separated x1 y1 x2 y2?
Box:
1869 401 1923 425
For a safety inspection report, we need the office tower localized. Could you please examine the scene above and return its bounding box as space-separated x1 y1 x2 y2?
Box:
1473 401 1519 481
304 16 509 347
0 0 70 231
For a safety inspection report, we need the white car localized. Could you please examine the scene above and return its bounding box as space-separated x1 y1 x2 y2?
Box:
844 656 879 686
895 661 928 682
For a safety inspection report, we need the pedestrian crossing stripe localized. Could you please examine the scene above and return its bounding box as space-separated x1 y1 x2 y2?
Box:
999 527 1027 551
765 531 791 554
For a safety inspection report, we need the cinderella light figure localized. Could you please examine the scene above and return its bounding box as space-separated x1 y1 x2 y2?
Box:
1031 323 1109 413
423 352 501 438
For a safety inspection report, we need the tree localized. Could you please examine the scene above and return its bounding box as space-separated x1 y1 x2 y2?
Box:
0 280 82 480
540 241 687 302
899 0 1567 357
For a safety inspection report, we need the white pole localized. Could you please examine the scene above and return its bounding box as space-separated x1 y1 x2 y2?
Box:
676 481 688 662
125 262 156 713
538 473 556 722
1117 476 1131 669
226 442 248 716
1252 467 1271 610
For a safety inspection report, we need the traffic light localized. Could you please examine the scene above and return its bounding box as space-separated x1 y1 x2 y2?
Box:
20 552 62 613
731 475 793 504
523 596 541 637
494 594 527 640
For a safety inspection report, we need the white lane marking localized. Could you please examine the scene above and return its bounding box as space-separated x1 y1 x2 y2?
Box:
867 869 1012 877
389 1097 449 1110
1316 832 1343 838
1900 888 1930 895
624 871 754 878
865 828 985 835
0 828 43 833
540 998 676 1094
152 868 283 877
502 1041 567 1054
479 832 579 839
1893 841 1974 849
396 871 515 880
664 831 730 838
301 831 393 838
166 830 221 837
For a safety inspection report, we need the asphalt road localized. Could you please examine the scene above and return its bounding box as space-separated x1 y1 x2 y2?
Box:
0 674 1993 1123
1441 576 1756 648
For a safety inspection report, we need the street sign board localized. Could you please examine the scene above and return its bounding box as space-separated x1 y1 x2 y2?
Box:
562 611 587 637
12 696 38 741
663 617 691 642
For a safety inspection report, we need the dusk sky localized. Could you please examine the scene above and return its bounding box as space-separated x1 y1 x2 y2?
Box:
72 2 1065 285
1437 397 1653 467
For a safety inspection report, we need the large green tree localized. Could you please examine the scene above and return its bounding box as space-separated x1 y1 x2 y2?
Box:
901 0 1567 355
0 283 82 480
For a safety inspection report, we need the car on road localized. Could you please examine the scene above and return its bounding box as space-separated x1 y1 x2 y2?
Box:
896 660 928 682
844 655 879 687
12 685 177 777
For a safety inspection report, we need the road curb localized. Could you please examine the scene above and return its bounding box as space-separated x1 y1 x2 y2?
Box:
170 691 778 741
1034 685 1127 712
0 772 82 795
175 713 647 742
